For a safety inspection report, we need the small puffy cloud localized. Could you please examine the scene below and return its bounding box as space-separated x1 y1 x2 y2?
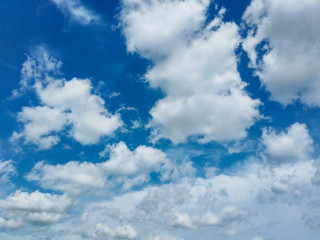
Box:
35 78 122 145
14 106 65 149
242 0 320 106
0 190 70 229
261 123 313 163
102 141 173 189
172 212 195 229
51 0 100 25
189 206 247 228
95 224 137 240
121 0 261 144
12 47 122 149
0 217 23 231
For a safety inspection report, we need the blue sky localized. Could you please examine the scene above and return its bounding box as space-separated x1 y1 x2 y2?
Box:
1 0 320 239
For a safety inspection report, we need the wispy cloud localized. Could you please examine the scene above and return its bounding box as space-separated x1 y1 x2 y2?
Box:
51 0 100 25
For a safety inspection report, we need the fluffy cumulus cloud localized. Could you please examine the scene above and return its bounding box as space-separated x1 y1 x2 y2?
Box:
27 142 175 195
11 47 122 149
51 0 100 25
242 0 320 106
27 161 106 196
261 123 314 163
0 190 70 230
120 0 261 144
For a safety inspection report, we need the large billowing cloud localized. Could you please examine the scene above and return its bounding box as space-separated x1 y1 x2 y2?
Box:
242 0 320 106
120 0 261 144
11 47 122 149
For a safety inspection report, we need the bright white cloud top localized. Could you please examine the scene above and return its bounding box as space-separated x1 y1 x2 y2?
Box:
0 0 320 240
121 0 261 143
11 47 122 149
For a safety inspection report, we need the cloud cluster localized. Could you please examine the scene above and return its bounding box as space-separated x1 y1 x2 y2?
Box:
12 48 122 149
242 0 320 106
70 158 319 240
27 141 175 195
0 191 70 230
120 0 261 144
3 123 320 239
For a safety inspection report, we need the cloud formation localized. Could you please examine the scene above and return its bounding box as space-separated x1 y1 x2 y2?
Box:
27 141 176 195
120 0 261 144
261 123 314 163
11 47 122 149
242 0 320 106
0 191 70 230
69 159 319 240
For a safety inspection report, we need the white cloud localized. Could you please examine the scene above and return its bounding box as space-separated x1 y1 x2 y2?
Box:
0 160 16 182
27 142 175 195
51 0 100 25
120 0 209 60
73 159 319 240
261 123 313 163
27 161 105 196
173 206 247 229
12 47 122 149
102 141 174 189
120 0 261 144
14 106 65 149
35 78 122 145
242 0 320 106
0 190 71 229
